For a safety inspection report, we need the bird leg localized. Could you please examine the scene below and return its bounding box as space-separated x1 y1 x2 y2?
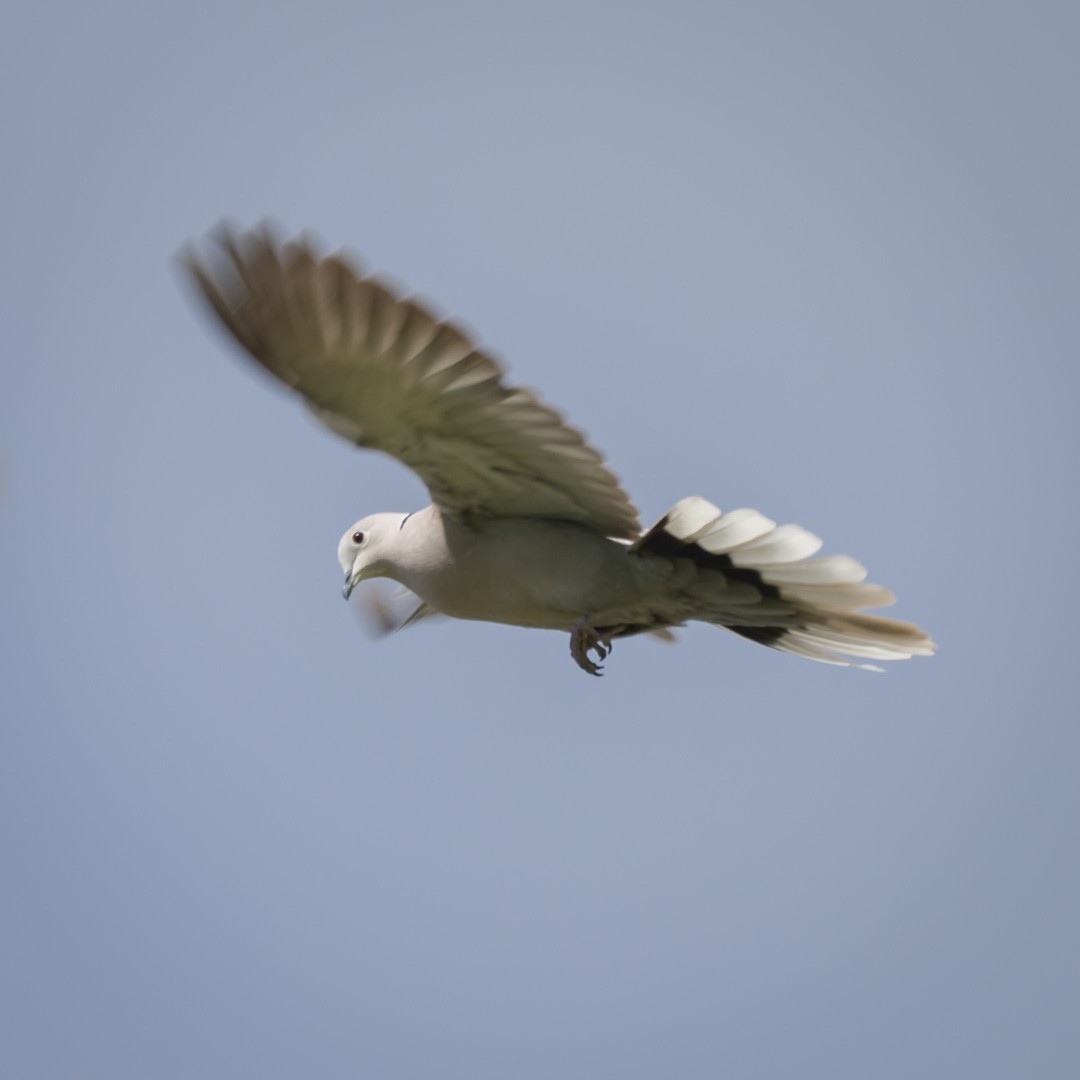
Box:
569 616 613 676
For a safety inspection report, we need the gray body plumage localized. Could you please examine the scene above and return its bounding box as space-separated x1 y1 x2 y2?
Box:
183 223 935 675
349 507 667 632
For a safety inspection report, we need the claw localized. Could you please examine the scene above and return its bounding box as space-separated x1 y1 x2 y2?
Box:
569 616 613 676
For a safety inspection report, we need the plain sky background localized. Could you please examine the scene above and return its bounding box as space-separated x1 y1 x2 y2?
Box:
2 2 1077 1077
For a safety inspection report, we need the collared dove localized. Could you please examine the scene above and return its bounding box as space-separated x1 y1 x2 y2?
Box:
182 224 935 675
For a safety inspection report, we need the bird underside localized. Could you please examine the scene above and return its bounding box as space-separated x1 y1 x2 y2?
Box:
362 584 682 676
354 495 936 678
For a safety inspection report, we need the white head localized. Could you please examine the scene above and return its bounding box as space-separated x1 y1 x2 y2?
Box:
338 513 408 599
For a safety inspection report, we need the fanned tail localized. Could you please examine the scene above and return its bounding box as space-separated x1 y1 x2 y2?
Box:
631 497 935 671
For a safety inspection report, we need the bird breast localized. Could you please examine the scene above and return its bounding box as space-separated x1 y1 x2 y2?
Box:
393 511 653 630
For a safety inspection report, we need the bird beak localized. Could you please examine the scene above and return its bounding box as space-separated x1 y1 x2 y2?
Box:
343 568 356 600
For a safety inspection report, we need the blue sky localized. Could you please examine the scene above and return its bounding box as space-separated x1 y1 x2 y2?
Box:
2 2 1077 1077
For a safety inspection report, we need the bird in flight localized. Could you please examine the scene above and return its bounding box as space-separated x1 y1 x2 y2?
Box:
182 224 935 675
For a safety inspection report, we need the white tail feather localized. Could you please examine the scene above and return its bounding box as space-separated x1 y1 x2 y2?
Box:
729 523 824 565
771 636 879 670
697 510 776 552
778 582 896 611
660 495 726 540
635 496 936 670
761 555 868 585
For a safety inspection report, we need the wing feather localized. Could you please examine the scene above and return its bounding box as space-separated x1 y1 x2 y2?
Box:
183 223 641 537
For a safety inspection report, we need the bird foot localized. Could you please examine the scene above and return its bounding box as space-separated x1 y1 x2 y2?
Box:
569 617 613 676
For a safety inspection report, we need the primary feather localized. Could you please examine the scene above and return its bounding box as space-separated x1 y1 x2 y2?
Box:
183 223 641 539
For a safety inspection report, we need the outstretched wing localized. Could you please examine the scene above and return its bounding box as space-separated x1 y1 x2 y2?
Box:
182 223 641 539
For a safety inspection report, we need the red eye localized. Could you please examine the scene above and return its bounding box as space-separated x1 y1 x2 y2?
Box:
352 531 365 544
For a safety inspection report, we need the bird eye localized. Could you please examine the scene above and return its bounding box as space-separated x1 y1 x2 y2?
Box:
352 531 365 545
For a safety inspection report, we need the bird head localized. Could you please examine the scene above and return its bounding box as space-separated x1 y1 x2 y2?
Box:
338 513 404 599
